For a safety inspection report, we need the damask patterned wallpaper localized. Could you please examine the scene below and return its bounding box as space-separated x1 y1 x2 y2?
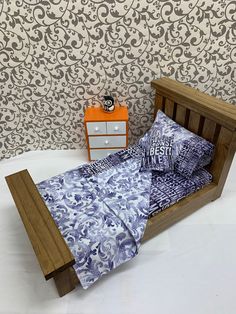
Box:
0 0 235 160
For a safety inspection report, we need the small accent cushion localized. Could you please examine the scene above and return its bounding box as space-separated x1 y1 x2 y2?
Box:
139 110 214 177
140 130 174 172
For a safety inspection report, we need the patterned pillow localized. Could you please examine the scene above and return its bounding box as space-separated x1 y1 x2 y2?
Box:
140 130 174 172
139 110 214 177
174 136 214 177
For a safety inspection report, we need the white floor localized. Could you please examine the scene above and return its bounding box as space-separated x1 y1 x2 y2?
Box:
0 149 236 314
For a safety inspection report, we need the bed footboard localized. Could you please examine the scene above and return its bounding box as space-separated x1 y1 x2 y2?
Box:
5 170 79 296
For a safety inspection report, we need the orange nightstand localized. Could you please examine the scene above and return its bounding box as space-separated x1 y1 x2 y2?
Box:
84 106 128 161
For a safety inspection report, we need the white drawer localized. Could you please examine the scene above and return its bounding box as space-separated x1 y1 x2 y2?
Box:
90 149 121 160
89 136 126 148
107 121 126 134
86 122 106 135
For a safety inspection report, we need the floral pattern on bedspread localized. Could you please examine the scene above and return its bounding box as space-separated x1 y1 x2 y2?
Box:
94 158 152 248
36 145 212 289
37 148 151 289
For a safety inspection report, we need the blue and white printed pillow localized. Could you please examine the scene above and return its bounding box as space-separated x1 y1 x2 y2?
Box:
139 110 214 177
140 130 174 172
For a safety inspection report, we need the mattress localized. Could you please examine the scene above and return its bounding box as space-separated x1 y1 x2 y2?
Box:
37 145 212 288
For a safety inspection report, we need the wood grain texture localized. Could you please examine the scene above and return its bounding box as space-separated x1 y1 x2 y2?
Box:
5 170 75 280
164 98 175 118
175 104 186 126
54 267 79 297
151 78 236 131
202 118 216 142
210 128 236 198
154 94 165 116
188 111 201 134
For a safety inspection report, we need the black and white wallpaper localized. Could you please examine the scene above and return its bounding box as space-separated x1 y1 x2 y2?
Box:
0 0 235 160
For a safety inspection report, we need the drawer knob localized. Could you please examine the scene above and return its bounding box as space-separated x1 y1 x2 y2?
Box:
114 126 119 131
105 140 109 145
94 127 99 132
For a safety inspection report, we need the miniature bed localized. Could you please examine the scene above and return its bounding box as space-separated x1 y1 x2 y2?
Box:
5 78 236 297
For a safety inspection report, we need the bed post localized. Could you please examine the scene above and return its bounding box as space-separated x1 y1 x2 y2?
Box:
210 130 236 200
54 267 80 297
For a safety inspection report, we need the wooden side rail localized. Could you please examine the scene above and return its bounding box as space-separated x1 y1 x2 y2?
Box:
143 183 217 242
5 170 76 283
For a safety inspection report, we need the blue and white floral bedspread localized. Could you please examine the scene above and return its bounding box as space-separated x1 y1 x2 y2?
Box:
37 145 212 289
37 146 152 289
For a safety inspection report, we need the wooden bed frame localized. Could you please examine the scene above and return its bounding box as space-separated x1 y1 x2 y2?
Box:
5 78 236 297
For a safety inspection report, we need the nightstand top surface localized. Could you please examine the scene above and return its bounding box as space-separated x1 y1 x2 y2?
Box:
84 106 128 122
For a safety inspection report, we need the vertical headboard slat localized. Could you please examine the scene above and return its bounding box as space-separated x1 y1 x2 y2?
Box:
164 99 175 118
175 104 186 126
188 111 201 134
201 118 217 142
154 94 165 117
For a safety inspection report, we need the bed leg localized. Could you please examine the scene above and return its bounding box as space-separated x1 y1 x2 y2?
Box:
211 193 221 202
54 267 79 297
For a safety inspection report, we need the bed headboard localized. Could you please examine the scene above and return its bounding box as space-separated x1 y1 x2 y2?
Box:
151 78 236 199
